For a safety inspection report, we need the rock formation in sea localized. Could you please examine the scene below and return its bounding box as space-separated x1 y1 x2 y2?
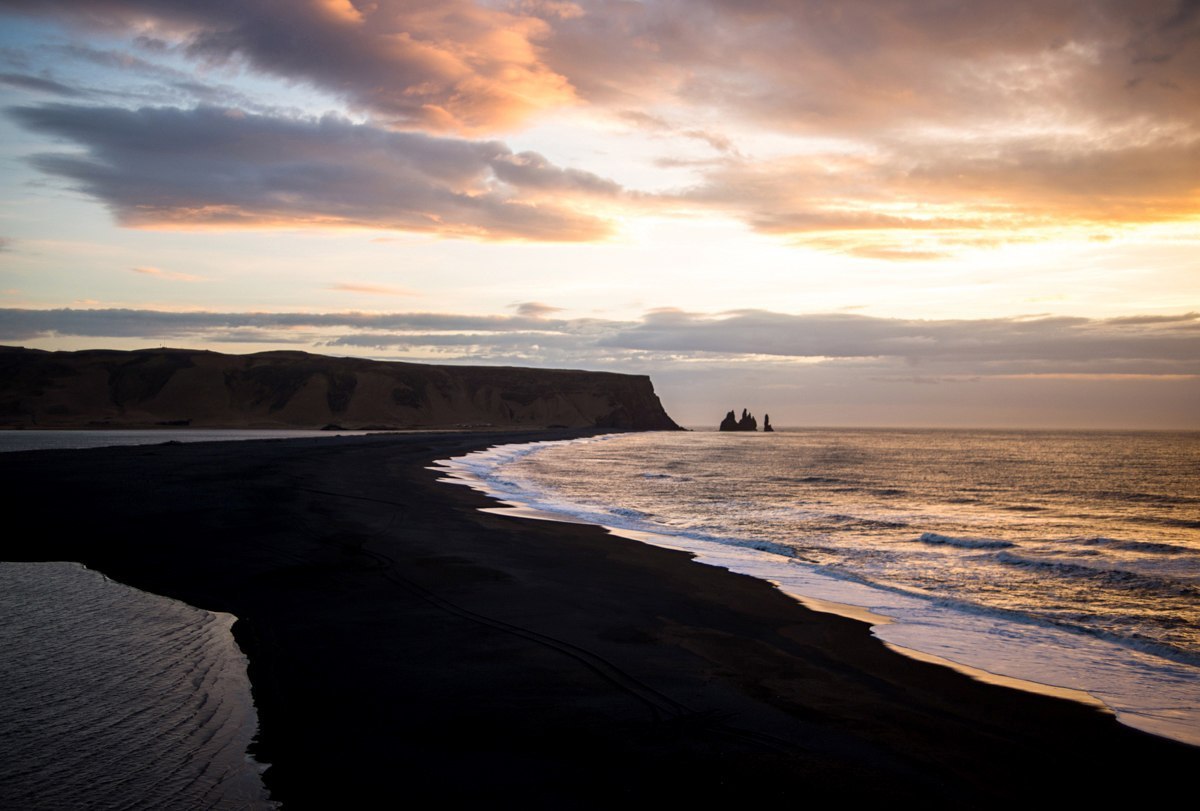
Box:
719 408 759 431
763 414 774 432
0 346 682 431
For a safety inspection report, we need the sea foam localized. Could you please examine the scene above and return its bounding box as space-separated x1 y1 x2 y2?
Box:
433 429 1200 747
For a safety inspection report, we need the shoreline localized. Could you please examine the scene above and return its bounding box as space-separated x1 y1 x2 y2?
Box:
2 430 1197 807
436 432 1200 747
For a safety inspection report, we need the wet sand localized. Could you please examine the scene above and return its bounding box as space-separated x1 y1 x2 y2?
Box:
2 430 1196 807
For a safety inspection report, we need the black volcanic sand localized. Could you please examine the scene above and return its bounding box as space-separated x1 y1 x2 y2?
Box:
2 431 1195 808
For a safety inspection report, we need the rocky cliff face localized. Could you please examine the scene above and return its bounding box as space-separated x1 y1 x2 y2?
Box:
0 347 681 431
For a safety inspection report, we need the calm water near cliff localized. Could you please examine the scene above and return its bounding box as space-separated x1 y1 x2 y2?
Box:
0 562 275 809
0 428 377 454
437 428 1200 746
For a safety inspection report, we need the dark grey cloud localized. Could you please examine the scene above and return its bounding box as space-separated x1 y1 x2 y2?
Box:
1105 312 1200 327
0 72 83 97
0 308 591 340
3 307 1197 376
8 103 620 240
602 309 1200 369
328 331 586 351
490 151 621 195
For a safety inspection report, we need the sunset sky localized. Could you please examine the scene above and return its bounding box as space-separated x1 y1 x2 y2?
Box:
1 0 1197 427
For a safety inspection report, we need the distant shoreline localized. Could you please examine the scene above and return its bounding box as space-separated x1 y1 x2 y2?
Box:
1 430 1196 807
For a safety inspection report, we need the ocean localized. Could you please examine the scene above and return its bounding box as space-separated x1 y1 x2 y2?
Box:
0 428 379 454
0 430 368 808
435 428 1200 747
0 562 275 810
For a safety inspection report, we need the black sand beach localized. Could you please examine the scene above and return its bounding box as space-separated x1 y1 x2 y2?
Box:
2 431 1196 808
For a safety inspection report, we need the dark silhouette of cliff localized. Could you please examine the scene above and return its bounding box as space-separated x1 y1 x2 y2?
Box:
719 408 758 431
0 346 681 431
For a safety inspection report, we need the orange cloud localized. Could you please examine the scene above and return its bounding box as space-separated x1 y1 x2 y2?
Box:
312 0 364 26
671 132 1200 255
6 1 1198 252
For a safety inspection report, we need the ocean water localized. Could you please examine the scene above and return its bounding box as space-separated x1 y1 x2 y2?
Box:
0 428 378 454
0 562 275 810
435 428 1200 746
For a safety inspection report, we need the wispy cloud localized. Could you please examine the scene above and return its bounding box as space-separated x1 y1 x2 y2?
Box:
329 282 416 296
511 301 564 318
3 307 1196 377
600 309 1200 372
618 109 740 156
131 265 202 281
0 71 83 97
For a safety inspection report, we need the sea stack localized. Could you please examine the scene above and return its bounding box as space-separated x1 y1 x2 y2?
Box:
719 408 759 431
764 414 774 432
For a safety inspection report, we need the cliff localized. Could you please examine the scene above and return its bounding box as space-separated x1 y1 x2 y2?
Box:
0 346 681 431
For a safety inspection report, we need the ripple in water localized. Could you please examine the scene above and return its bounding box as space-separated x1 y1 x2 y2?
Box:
0 562 275 810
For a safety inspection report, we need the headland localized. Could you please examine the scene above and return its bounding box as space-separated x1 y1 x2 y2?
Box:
0 345 679 431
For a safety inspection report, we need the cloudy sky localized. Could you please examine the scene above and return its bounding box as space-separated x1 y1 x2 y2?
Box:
0 0 1197 427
